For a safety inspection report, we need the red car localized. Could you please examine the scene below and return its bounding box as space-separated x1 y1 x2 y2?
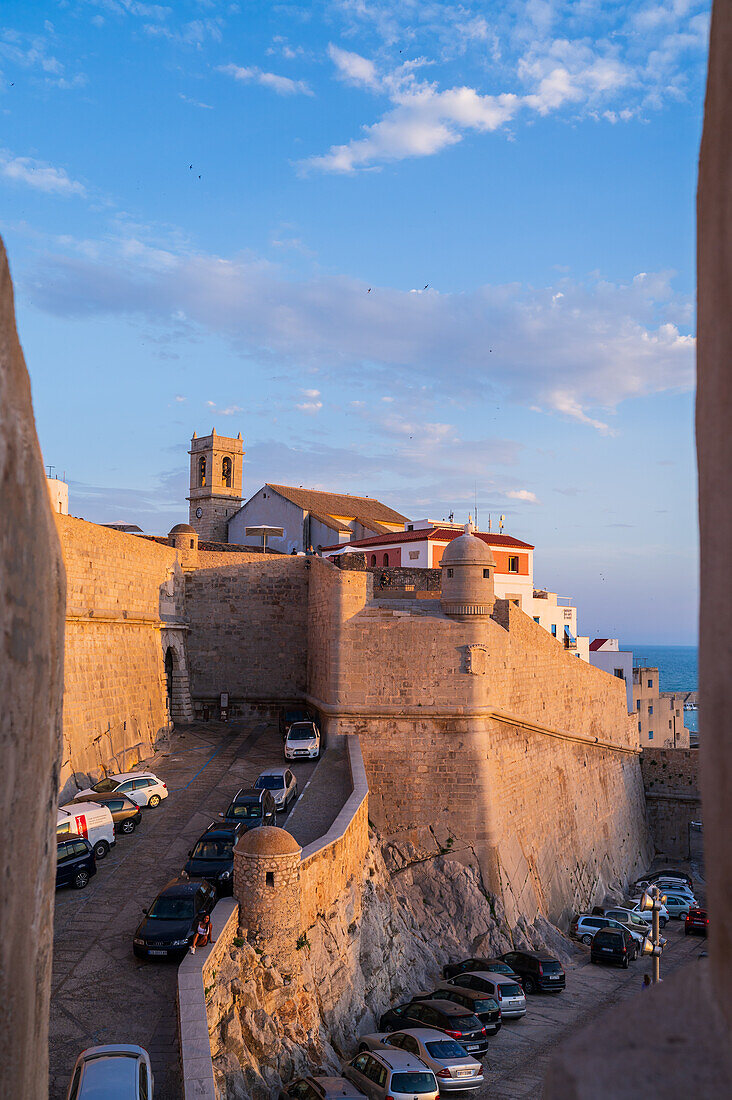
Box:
685 908 709 936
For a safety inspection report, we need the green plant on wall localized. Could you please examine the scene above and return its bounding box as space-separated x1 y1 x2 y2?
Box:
296 932 310 951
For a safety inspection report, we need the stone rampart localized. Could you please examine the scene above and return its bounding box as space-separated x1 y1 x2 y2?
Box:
641 748 702 858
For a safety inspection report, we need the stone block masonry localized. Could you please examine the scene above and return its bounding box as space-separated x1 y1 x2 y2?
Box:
641 748 702 858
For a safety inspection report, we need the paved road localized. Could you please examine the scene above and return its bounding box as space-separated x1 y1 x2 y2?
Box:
49 720 322 1100
478 901 707 1098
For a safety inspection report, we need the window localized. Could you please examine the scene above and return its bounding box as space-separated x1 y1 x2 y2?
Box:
551 624 557 637
508 555 519 572
383 553 389 566
222 456 232 487
266 871 274 887
637 700 641 711
638 722 641 732
370 554 377 566
72 840 89 856
406 524 413 531
648 705 654 715
669 720 673 729
139 1063 149 1100
190 539 194 548
446 568 453 578
649 731 654 740
409 550 420 560
534 616 540 624
198 455 206 487
484 568 491 578
648 679 653 688
614 668 624 679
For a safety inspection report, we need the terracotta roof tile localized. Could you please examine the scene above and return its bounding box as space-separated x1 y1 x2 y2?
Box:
267 484 408 526
320 526 534 552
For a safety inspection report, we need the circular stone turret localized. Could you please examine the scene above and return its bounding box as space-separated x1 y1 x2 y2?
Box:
234 827 302 974
440 523 496 619
168 523 198 557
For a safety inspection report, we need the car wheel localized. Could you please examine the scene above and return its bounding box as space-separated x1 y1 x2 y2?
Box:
523 976 536 994
93 840 109 859
622 957 629 969
148 794 161 808
582 934 593 945
660 918 667 928
73 870 90 889
121 819 136 835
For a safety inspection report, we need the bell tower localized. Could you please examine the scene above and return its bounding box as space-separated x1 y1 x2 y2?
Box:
187 428 244 542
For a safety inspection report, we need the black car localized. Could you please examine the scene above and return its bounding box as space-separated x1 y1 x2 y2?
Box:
133 878 216 959
219 787 276 829
56 834 97 890
279 1078 365 1100
590 927 635 968
442 956 519 982
72 792 143 835
183 822 242 895
432 985 502 1035
378 999 489 1057
500 950 565 994
279 706 312 739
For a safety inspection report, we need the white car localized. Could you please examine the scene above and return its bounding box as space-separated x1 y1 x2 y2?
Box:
626 900 670 928
446 971 526 1019
254 767 298 812
359 1028 484 1094
76 771 168 808
652 881 697 903
66 1044 153 1099
284 721 321 761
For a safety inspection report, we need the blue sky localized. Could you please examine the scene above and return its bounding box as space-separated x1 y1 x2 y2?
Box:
1 0 707 643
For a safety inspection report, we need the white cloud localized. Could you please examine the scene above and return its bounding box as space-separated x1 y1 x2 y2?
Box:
301 388 321 398
506 489 540 504
296 400 323 413
206 401 243 416
174 394 186 403
0 151 85 197
179 93 213 109
28 239 695 434
328 44 381 90
218 63 313 97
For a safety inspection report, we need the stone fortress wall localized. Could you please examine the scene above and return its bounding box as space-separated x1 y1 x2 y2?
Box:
641 747 702 859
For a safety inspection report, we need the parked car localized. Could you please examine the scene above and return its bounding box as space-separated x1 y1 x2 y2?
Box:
378 1000 489 1056
71 791 142 835
219 787 277 829
428 986 501 1035
359 1029 483 1093
442 957 519 982
601 906 659 934
639 868 693 889
624 901 669 929
444 972 526 1020
133 878 216 959
571 914 643 946
279 1077 365 1100
279 707 312 739
76 771 168 809
685 908 709 936
342 1048 439 1100
651 881 698 904
590 927 636 968
183 822 242 895
500 950 565 994
254 767 298 812
284 721 321 761
56 835 96 890
66 1044 153 1099
57 802 115 860
631 892 691 920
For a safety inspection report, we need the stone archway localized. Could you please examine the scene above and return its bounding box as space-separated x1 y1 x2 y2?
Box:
161 627 194 723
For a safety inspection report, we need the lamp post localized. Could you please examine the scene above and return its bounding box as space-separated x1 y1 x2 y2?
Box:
639 886 666 982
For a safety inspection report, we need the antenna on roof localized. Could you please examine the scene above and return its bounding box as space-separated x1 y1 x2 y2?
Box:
488 513 492 533
499 514 505 533
474 482 478 531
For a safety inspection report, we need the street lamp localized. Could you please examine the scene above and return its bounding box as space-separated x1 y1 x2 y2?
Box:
639 886 667 983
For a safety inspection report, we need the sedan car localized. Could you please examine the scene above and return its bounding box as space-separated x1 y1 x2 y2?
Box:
442 957 518 982
685 908 709 936
66 1044 153 1099
72 792 142 835
500 950 565 994
56 835 96 891
284 721 321 761
254 767 298 812
571 914 644 946
133 879 216 959
446 973 526 1019
343 1049 438 1100
183 822 242 895
632 893 691 920
76 771 168 808
624 901 669 929
428 986 501 1035
279 1077 365 1100
359 1029 483 1093
219 787 277 829
378 999 489 1056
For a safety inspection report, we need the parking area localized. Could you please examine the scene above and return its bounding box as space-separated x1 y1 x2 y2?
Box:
477 899 707 1098
49 720 326 1100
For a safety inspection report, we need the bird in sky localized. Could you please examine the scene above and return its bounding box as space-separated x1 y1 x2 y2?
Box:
367 288 371 293
424 284 429 289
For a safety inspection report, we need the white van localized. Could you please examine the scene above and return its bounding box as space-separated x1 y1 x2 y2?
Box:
58 802 116 860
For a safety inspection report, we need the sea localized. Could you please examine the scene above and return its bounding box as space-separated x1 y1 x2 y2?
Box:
625 644 698 733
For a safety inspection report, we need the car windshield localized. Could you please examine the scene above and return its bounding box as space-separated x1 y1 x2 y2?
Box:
472 998 498 1012
229 803 261 819
391 1073 436 1094
147 896 194 920
541 961 562 973
255 776 285 789
490 963 514 974
192 839 234 860
425 1040 467 1058
500 983 522 997
91 777 119 793
287 727 314 741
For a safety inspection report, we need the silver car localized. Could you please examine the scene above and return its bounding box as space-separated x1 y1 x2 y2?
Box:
254 767 298 812
359 1029 483 1094
66 1044 153 1099
343 1048 438 1100
448 972 526 1019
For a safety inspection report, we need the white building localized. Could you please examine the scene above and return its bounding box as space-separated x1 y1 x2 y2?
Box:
46 476 68 515
588 638 633 710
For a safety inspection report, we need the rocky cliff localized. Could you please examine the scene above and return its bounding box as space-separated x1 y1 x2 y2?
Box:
208 832 576 1099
